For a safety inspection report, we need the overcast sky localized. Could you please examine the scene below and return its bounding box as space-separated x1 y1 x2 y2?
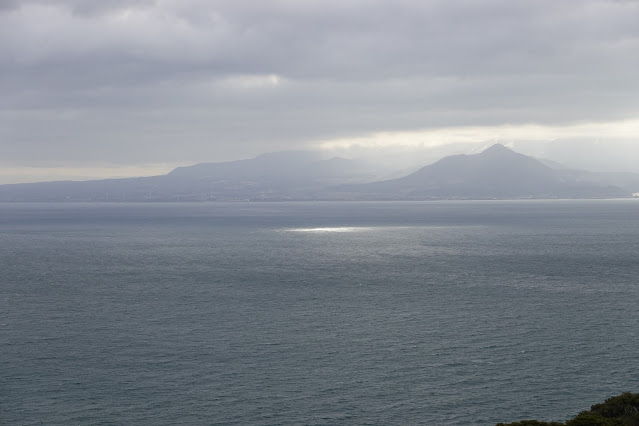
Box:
2 0 639 183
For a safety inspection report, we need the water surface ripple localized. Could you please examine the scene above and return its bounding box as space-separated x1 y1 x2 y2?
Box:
2 201 638 425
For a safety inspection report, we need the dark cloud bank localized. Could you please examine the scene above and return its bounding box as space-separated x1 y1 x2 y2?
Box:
1 0 639 182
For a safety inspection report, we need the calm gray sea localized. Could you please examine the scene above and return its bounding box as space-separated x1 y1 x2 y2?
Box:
2 200 638 425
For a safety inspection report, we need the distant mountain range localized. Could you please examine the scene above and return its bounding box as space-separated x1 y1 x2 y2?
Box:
1 144 638 201
333 143 636 199
0 151 377 202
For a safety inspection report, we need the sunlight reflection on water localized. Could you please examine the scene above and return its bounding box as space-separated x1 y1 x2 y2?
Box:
287 227 373 233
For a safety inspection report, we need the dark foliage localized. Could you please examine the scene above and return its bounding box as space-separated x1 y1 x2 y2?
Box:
497 393 639 426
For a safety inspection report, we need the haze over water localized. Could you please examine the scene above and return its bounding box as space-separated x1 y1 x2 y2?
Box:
2 200 639 425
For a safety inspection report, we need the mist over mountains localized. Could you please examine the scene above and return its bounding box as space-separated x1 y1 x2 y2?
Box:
1 144 638 202
335 144 636 199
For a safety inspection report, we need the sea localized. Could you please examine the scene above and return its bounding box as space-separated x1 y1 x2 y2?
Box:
2 200 638 425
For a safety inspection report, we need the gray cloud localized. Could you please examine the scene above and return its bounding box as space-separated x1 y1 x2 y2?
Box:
1 0 639 176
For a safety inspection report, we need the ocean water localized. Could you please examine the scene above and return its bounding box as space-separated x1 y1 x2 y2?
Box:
2 200 639 425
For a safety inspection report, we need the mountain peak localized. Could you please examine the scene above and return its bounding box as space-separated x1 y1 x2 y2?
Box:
480 143 515 155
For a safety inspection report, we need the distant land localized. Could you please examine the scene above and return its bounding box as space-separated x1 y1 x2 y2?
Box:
335 144 639 200
1 144 639 202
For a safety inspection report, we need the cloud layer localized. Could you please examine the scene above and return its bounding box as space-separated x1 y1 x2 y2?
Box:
2 0 639 180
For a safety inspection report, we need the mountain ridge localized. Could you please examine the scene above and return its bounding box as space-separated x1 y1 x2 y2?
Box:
0 144 637 201
333 144 630 199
